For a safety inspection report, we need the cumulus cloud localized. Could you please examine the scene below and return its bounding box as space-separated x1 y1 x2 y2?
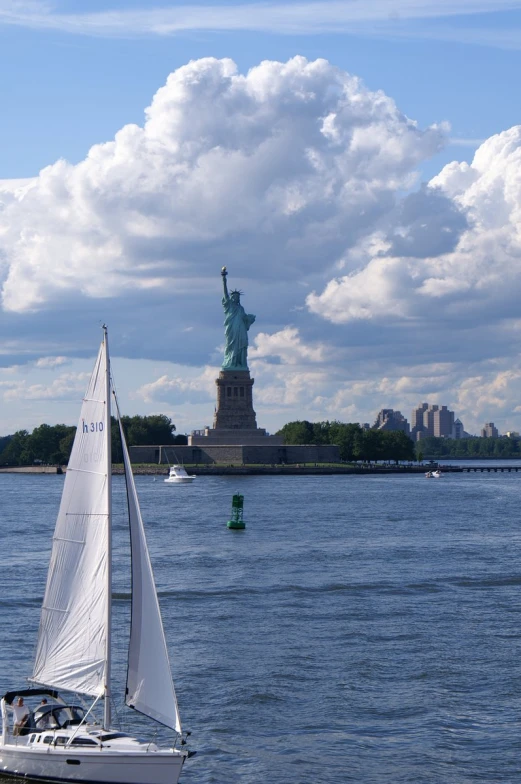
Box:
0 372 89 402
0 55 444 316
307 126 521 336
34 356 69 369
136 367 217 404
250 326 327 364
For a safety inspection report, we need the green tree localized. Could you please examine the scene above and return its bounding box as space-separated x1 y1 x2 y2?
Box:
0 430 30 465
312 421 331 445
355 429 386 463
382 431 415 463
277 420 315 445
122 414 176 446
328 422 362 461
28 423 76 464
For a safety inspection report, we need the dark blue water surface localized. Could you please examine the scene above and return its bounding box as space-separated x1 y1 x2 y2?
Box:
1 470 521 784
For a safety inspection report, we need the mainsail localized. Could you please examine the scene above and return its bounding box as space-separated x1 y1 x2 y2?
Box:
120 417 182 733
32 340 110 696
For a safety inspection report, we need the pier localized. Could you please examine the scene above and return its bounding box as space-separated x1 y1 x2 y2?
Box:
0 465 62 474
446 465 521 473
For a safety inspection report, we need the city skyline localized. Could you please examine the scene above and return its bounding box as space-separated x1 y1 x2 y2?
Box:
1 3 521 436
371 403 504 440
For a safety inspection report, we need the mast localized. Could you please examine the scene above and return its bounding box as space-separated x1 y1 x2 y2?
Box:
103 324 113 729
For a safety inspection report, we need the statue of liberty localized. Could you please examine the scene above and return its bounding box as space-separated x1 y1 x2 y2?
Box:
220 267 256 370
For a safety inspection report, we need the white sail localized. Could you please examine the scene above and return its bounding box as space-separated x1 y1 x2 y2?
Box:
32 339 110 697
120 418 182 733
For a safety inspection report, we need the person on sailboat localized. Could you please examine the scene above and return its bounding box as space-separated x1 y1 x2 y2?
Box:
34 698 54 730
12 697 29 735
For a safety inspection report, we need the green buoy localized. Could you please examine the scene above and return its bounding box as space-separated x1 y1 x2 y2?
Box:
227 492 246 529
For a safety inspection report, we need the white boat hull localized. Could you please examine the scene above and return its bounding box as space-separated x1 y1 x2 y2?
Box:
164 465 195 483
0 743 184 784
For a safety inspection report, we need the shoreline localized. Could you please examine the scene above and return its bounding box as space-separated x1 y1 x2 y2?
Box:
2 462 521 476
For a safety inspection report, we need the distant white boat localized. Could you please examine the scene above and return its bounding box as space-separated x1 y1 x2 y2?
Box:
425 469 442 479
164 465 196 484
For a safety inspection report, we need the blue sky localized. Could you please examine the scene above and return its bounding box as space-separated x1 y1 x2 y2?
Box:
1 1 521 438
2 1 521 178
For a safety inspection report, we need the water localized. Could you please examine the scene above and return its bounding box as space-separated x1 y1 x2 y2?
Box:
1 471 521 784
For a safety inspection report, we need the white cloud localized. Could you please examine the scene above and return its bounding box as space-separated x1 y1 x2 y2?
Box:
136 367 217 404
250 327 326 364
307 126 521 335
34 356 69 369
0 372 89 402
0 56 444 315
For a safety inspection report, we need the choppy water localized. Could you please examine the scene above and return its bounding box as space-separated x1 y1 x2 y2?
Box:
1 470 521 783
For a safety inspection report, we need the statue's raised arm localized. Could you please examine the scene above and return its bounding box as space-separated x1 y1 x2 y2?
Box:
221 266 230 302
219 267 256 371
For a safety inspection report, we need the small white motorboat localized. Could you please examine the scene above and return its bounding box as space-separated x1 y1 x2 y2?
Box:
164 465 196 484
432 470 442 478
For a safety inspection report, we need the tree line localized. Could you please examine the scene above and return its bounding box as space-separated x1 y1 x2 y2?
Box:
417 435 521 459
276 420 416 463
0 415 187 466
3 416 516 466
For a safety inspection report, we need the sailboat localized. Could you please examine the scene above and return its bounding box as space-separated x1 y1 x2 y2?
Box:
0 327 190 784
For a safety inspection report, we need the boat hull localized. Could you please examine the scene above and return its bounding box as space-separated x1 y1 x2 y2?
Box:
0 744 184 784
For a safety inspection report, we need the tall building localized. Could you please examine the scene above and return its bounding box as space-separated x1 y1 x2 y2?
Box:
432 405 455 438
411 402 429 440
481 422 499 438
452 418 467 439
372 409 410 436
411 402 429 432
411 402 456 440
422 404 439 437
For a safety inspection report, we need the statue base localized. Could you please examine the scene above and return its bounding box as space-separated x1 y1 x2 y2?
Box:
188 369 283 446
213 369 258 431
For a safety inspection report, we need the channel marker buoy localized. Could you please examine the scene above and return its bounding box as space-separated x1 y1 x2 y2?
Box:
227 491 246 529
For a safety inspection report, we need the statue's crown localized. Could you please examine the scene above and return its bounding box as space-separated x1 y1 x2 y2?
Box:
230 288 243 296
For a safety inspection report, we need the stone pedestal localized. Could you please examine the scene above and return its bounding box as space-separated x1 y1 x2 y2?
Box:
213 370 258 430
188 369 283 446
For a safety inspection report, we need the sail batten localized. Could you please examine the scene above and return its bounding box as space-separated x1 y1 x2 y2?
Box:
31 341 110 697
